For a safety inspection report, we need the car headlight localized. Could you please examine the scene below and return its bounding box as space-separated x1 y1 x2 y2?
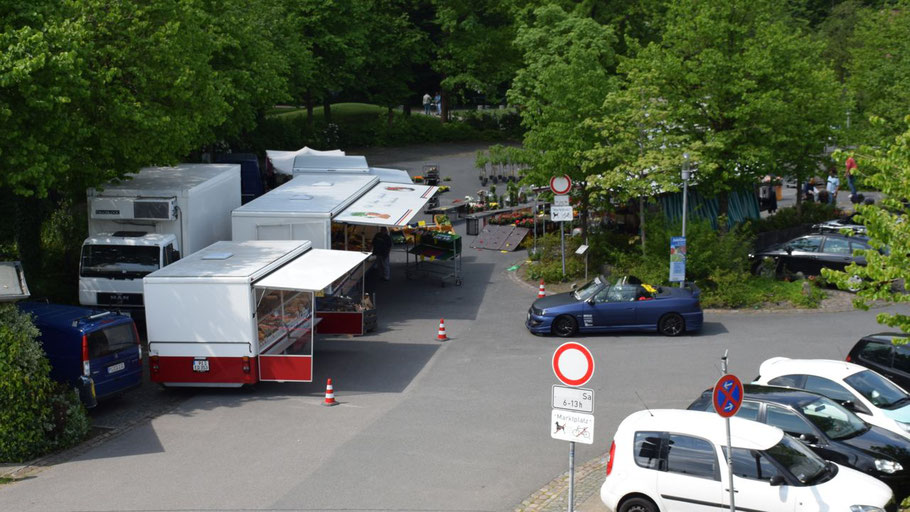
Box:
850 506 885 512
874 459 903 474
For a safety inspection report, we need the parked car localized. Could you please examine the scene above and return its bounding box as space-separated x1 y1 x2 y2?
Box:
750 233 873 280
848 333 910 391
688 384 910 502
754 357 910 441
525 275 702 337
600 409 894 512
18 302 143 407
813 213 867 236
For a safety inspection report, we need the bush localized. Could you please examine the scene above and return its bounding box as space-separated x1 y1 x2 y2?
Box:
0 305 89 462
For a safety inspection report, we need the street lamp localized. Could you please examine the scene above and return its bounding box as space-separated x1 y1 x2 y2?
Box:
680 153 691 288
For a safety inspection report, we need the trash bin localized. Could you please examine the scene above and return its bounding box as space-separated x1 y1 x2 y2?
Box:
466 215 480 236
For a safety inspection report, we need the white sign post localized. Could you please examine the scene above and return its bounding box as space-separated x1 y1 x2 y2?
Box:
551 342 595 512
549 176 573 279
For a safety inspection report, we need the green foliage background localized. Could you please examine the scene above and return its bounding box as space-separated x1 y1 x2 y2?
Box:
0 304 89 462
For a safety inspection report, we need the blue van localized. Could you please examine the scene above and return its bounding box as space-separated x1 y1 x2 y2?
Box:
19 302 143 407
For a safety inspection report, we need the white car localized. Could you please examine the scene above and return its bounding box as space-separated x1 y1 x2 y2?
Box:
600 409 894 512
755 357 910 440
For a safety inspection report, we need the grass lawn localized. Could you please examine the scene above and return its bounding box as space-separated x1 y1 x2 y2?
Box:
268 103 395 122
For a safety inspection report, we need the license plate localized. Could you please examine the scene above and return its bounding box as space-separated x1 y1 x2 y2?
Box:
193 359 210 373
107 362 125 374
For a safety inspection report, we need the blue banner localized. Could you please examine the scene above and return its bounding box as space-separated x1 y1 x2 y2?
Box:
669 236 686 282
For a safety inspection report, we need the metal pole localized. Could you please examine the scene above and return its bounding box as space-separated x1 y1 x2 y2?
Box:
585 237 589 280
568 441 575 512
560 221 566 278
680 153 690 288
722 352 736 512
533 194 538 255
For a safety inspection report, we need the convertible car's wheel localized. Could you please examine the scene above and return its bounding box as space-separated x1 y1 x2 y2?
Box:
847 275 863 292
619 497 657 512
658 313 685 336
552 315 578 337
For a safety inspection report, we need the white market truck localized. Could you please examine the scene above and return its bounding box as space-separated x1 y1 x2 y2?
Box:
79 164 241 310
231 174 437 335
143 240 369 386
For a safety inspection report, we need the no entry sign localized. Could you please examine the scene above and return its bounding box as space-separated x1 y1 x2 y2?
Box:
713 374 743 418
549 175 572 195
552 342 594 387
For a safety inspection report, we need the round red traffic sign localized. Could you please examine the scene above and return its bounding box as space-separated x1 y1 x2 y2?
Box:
549 175 573 195
713 374 743 418
552 342 594 387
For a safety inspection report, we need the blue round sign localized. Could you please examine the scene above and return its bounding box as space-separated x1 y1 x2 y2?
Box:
713 374 743 418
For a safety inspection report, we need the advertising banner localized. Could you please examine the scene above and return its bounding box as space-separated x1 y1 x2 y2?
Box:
669 236 686 282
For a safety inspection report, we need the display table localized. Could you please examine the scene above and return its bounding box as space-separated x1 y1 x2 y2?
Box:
405 230 462 286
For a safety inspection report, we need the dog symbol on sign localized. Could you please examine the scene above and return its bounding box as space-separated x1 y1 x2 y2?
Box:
554 421 566 434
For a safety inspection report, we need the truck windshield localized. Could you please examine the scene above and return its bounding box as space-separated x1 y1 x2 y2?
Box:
80 245 160 279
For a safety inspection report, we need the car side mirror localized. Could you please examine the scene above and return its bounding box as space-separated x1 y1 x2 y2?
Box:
785 246 793 255
769 475 785 487
799 433 819 445
586 298 595 305
571 283 578 290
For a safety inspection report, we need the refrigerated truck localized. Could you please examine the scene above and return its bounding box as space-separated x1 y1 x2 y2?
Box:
144 240 370 387
79 164 241 310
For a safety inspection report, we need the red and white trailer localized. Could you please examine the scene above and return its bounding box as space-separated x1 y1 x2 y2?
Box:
143 240 369 387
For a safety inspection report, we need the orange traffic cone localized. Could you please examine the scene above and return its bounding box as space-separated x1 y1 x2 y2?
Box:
538 280 547 298
436 319 449 341
323 378 338 406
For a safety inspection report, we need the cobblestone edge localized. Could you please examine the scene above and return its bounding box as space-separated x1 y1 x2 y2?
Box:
0 393 186 481
514 452 608 512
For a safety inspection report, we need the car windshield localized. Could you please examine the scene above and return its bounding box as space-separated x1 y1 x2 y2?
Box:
845 370 910 410
799 396 867 440
573 277 604 301
764 434 828 484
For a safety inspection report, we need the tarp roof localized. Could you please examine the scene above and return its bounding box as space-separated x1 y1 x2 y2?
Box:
336 183 439 227
254 248 370 291
267 147 345 175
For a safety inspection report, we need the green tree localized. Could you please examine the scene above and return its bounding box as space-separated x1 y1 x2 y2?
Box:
434 0 521 120
846 2 910 146
200 0 293 143
508 5 618 238
823 118 910 332
584 83 697 252
622 0 842 212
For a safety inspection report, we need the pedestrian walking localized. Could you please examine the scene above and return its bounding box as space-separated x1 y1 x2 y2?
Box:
826 168 840 205
434 92 441 116
422 92 432 116
845 154 858 196
371 227 392 281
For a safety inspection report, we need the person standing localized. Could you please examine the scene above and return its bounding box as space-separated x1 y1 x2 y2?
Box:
422 92 432 115
845 154 858 196
826 168 840 205
371 227 392 281
433 92 441 116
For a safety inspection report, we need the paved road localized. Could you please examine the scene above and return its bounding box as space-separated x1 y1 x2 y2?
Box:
0 143 905 512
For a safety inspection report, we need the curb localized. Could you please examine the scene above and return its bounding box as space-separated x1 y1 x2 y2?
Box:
514 452 607 512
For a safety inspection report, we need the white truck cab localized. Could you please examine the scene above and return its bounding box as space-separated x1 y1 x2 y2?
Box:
79 232 180 308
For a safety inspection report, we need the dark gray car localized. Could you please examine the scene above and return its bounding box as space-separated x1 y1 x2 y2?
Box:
751 233 872 277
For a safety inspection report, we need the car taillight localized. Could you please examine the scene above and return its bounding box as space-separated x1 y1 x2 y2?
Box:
150 355 159 373
81 334 91 376
132 322 142 362
242 356 251 373
606 440 616 476
846 354 852 362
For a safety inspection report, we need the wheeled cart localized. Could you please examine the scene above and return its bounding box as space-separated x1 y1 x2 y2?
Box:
405 230 463 286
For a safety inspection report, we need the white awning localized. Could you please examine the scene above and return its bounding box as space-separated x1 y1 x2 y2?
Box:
254 248 370 291
335 184 439 227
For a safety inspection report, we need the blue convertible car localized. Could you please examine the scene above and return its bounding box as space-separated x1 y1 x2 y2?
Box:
526 275 703 337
